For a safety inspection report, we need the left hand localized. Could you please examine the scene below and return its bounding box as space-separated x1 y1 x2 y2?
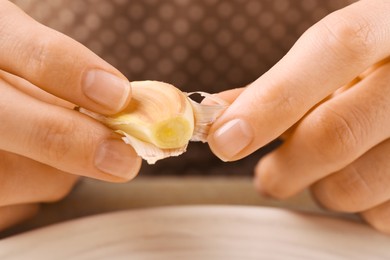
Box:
208 0 390 233
0 71 79 231
0 150 79 231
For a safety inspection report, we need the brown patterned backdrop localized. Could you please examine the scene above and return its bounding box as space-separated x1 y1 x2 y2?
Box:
10 0 356 176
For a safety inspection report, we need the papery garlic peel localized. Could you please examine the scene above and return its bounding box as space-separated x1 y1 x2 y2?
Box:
80 81 228 164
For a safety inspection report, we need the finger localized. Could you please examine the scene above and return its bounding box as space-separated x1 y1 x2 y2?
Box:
361 201 390 234
0 70 73 109
215 88 245 104
0 1 131 114
211 87 333 141
311 138 390 213
0 79 141 182
254 60 390 199
0 150 78 207
201 88 245 106
331 57 390 97
208 0 390 161
0 204 39 231
209 87 297 141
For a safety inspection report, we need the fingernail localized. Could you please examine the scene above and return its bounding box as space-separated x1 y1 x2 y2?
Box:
82 69 131 112
94 139 140 179
209 118 253 161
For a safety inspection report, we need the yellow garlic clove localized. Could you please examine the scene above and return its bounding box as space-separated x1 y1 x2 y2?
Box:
104 81 194 149
80 81 228 164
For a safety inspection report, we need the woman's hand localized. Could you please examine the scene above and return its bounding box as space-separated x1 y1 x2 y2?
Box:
208 0 390 233
0 148 78 230
0 1 141 229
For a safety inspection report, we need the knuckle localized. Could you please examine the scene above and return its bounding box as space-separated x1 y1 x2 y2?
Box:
318 13 375 63
250 81 302 116
25 31 75 85
309 105 362 162
26 34 57 77
34 115 76 162
312 166 371 212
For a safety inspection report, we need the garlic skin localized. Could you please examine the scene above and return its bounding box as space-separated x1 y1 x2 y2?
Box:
188 92 229 143
80 81 227 164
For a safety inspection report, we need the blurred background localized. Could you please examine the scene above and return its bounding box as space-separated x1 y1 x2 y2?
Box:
2 0 357 237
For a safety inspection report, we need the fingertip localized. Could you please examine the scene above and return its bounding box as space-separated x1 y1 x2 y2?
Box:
207 135 231 162
207 118 254 161
129 155 143 180
94 139 142 182
96 157 142 184
115 79 132 113
81 70 132 115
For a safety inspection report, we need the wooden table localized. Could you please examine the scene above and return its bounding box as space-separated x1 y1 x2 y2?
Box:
0 205 389 259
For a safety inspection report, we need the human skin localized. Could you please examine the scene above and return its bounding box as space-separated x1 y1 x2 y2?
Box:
208 0 390 233
0 0 141 230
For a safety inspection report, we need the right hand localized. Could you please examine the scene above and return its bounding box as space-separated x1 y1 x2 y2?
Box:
0 1 141 230
208 0 390 233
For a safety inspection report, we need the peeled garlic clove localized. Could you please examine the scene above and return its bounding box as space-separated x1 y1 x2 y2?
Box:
79 81 227 164
103 81 194 149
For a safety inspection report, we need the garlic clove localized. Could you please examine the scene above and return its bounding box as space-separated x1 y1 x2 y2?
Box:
79 81 227 164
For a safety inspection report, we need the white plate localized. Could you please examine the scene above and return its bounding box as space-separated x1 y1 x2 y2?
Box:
0 206 389 259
